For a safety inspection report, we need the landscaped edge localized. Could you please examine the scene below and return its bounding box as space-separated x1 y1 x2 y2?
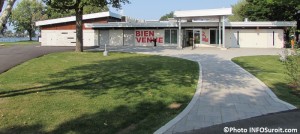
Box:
230 60 297 110
154 61 203 134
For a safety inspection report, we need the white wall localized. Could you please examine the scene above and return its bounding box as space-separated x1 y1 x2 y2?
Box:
225 29 284 48
109 30 124 46
40 30 97 46
99 30 109 47
124 30 135 46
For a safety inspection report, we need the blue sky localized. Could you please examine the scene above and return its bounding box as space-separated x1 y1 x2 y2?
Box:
2 0 239 19
110 0 239 20
2 0 239 30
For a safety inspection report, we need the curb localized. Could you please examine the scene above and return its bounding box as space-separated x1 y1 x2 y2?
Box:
154 61 203 134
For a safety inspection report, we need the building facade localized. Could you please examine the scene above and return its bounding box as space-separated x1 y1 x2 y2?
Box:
36 8 296 48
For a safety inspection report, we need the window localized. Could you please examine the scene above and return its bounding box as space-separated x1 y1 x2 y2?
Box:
210 29 217 44
164 29 178 44
210 29 222 44
165 30 171 44
273 31 275 46
171 30 178 44
237 31 240 45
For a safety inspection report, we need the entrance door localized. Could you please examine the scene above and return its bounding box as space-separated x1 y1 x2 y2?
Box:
193 29 201 48
184 30 193 47
184 29 201 48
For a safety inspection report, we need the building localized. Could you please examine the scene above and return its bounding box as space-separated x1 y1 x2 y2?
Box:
36 11 122 46
36 8 296 48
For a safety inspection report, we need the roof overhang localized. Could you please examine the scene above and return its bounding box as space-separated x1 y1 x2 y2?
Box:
85 21 296 29
85 22 178 28
174 8 233 18
228 22 296 27
36 11 121 26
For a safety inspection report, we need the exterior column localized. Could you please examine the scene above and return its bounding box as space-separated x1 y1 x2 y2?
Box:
218 16 221 47
222 16 226 48
178 18 182 49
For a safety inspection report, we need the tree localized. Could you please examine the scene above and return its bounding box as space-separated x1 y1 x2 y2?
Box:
10 0 46 41
241 0 300 21
228 0 247 21
45 5 109 19
0 0 17 33
159 11 174 21
0 0 4 12
43 0 129 52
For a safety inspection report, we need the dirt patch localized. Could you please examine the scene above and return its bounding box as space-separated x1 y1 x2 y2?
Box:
168 102 182 109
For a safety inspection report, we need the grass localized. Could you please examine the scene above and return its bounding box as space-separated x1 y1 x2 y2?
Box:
0 52 199 134
0 40 40 46
232 55 300 108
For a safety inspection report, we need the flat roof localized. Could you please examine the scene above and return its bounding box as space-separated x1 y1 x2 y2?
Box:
36 11 121 26
228 22 296 27
85 21 296 28
85 22 178 28
174 8 233 18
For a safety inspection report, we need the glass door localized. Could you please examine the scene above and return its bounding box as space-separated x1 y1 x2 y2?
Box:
193 30 201 48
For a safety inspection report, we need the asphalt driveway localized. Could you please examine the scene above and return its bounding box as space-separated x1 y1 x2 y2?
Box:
0 45 74 74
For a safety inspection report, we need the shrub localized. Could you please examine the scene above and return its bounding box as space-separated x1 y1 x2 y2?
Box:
282 49 300 88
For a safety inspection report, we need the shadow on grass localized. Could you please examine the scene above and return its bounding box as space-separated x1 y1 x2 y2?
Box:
0 55 198 99
0 100 192 134
0 54 198 133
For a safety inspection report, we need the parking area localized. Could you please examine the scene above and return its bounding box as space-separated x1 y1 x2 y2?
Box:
0 45 74 74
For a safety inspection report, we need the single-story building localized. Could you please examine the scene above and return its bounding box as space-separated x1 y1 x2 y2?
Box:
36 8 296 48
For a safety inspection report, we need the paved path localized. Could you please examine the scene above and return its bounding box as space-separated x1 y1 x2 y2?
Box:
101 47 297 134
0 45 74 74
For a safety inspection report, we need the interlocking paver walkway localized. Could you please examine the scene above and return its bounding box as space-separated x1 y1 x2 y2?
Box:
96 47 297 134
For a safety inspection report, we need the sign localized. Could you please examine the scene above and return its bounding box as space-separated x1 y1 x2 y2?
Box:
202 31 209 42
135 30 164 45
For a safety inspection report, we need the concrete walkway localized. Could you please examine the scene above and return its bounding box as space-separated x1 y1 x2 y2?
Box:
101 47 297 134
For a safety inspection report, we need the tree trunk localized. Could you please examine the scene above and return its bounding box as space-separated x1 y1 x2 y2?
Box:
28 29 32 41
0 0 17 32
0 0 4 12
75 7 83 52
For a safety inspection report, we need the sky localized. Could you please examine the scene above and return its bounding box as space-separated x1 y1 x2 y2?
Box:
2 0 239 31
110 0 239 20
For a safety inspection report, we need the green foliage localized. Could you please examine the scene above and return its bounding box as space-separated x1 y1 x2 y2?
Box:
241 0 300 21
282 49 300 88
45 5 109 19
43 0 129 10
159 11 174 21
229 0 247 21
0 52 198 133
10 0 46 40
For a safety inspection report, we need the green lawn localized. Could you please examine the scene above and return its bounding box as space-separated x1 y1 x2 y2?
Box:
232 56 300 108
0 40 40 46
0 52 199 134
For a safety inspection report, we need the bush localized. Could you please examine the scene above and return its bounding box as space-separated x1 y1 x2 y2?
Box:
282 49 300 88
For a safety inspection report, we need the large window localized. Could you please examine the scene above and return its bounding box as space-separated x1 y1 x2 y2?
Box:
164 29 178 44
209 29 222 44
165 30 171 44
210 29 217 44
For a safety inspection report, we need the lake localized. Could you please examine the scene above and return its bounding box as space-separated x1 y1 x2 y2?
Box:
0 37 38 42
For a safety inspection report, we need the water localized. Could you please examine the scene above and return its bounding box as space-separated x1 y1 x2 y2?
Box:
0 37 38 42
